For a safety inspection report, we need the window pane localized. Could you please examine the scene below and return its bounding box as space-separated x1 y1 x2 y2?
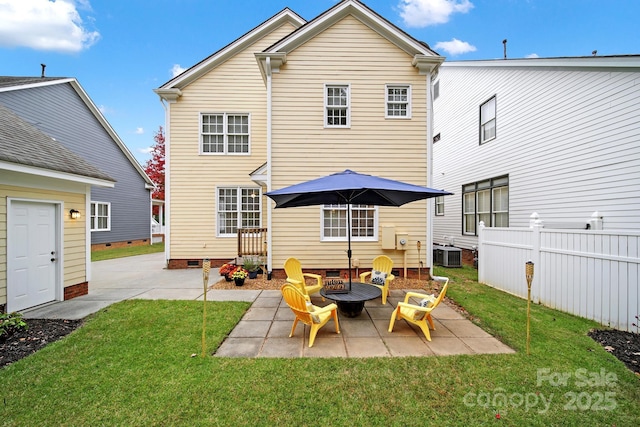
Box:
323 204 347 238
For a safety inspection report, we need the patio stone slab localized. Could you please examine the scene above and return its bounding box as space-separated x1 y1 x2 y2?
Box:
302 336 346 357
229 320 272 338
385 336 434 357
259 337 302 357
461 338 516 354
426 337 473 356
340 318 380 338
242 307 277 321
439 319 493 338
267 320 295 338
345 337 390 357
251 297 282 308
204 290 260 302
215 338 263 357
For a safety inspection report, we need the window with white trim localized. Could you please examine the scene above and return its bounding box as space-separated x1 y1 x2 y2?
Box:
201 113 250 154
386 84 411 118
480 96 496 143
322 204 377 241
325 84 350 127
91 201 110 231
435 196 444 216
217 187 261 236
462 176 508 235
434 80 440 100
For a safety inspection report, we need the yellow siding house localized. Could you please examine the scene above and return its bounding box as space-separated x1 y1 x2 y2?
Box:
155 0 444 277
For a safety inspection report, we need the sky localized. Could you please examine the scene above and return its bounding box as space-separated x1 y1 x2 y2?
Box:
0 0 638 166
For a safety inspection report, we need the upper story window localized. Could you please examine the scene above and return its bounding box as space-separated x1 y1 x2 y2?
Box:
322 204 377 241
91 201 110 231
201 113 250 154
433 80 440 100
325 84 350 128
217 187 261 236
480 95 496 144
462 176 508 235
435 196 444 216
386 84 411 118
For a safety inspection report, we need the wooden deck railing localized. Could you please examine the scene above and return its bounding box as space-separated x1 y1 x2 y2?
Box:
237 228 268 258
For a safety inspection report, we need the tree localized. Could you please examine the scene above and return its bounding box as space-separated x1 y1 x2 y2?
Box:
145 126 165 201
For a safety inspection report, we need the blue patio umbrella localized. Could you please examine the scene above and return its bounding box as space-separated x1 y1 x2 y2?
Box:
265 169 453 287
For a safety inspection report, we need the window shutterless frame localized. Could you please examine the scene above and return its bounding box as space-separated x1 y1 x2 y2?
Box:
462 176 509 235
324 84 350 128
479 95 496 144
91 201 111 231
385 84 411 118
200 113 251 154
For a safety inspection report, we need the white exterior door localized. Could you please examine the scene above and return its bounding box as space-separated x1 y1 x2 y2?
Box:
8 201 58 312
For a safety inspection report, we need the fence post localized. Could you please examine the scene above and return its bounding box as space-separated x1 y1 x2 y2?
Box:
529 213 543 303
477 221 485 283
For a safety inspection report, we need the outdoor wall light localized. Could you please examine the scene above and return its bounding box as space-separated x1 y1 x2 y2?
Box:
70 209 81 219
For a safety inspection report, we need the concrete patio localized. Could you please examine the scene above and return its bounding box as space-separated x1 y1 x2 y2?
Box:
215 289 514 358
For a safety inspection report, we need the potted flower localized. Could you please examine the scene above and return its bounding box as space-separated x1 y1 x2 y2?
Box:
242 257 262 279
219 263 235 281
231 267 248 286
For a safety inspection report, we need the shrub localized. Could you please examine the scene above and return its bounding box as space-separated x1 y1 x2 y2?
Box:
0 312 28 340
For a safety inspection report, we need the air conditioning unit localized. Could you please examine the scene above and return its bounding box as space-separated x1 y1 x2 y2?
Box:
433 245 462 268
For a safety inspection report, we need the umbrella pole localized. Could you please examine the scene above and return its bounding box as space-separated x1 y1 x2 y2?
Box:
347 202 352 291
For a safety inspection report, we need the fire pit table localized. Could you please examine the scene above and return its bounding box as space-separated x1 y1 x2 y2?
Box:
320 282 381 318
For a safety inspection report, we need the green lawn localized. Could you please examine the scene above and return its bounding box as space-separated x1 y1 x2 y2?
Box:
91 242 164 262
1 266 638 426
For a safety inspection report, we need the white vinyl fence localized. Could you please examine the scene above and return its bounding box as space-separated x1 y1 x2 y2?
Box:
478 222 640 332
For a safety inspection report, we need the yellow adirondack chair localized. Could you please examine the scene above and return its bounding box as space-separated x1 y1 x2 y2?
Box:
359 255 395 304
281 284 340 347
284 257 323 301
388 277 449 341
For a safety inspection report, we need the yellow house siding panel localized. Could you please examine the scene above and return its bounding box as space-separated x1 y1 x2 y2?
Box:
0 184 86 305
167 23 296 260
269 15 430 270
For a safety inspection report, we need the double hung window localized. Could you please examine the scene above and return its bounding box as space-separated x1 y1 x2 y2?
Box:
386 85 411 118
480 96 496 143
217 187 261 236
322 204 377 241
325 85 350 127
462 176 509 235
201 113 250 154
91 202 110 231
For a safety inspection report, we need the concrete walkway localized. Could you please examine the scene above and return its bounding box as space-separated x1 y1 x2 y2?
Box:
21 253 514 358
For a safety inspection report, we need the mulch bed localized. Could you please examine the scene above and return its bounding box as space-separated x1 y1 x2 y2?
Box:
588 329 640 375
1 319 83 368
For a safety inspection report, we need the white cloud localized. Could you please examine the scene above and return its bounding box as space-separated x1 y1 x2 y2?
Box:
399 0 474 28
525 53 540 58
135 127 144 135
171 64 186 77
434 38 477 56
139 146 153 154
0 0 100 53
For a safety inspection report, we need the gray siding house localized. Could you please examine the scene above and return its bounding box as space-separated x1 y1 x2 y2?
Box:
0 77 154 249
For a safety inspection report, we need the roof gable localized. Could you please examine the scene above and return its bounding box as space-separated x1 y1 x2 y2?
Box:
256 0 443 79
156 8 306 93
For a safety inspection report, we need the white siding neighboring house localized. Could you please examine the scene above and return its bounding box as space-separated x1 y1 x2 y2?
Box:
432 55 640 251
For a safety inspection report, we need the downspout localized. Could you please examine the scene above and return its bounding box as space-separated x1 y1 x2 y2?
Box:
425 71 435 280
266 57 273 277
158 97 170 267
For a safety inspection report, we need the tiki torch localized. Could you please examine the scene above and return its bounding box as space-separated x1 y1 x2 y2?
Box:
417 240 422 281
202 258 210 358
526 260 534 355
